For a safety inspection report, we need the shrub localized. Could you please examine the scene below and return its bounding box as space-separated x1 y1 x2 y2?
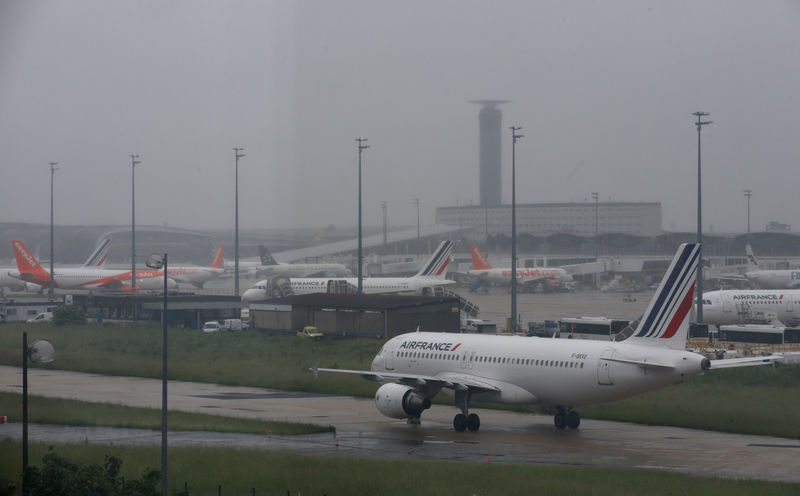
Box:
52 305 86 326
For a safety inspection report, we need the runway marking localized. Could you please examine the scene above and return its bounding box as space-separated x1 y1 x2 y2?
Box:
748 443 800 449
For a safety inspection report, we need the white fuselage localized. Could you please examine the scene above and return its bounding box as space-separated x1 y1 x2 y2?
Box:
242 276 455 301
703 290 800 326
468 267 572 285
167 266 224 287
745 269 800 289
370 332 706 408
227 260 349 278
11 266 172 291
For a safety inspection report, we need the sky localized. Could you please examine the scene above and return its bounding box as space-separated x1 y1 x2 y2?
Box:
1 1 798 233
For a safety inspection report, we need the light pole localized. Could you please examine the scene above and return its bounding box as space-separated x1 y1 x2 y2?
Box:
233 147 245 297
356 138 369 293
592 192 599 288
48 162 59 299
381 201 388 254
414 198 420 257
130 154 140 318
743 189 752 244
482 194 489 255
591 192 599 259
22 333 54 495
693 112 712 323
510 126 523 333
145 253 168 495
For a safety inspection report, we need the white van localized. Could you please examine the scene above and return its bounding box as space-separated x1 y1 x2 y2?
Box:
220 319 243 332
27 312 53 323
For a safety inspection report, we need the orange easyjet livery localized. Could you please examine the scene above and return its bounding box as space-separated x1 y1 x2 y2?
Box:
9 240 173 291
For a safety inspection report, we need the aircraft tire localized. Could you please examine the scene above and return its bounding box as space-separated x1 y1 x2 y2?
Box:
567 410 580 429
453 413 468 432
467 413 480 432
554 411 567 430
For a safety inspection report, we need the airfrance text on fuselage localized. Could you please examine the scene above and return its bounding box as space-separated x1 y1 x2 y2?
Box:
400 340 461 351
732 294 783 300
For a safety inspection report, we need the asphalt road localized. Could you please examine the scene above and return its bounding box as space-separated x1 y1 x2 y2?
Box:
1 365 799 483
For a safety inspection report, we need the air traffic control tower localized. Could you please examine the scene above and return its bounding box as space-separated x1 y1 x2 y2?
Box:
471 100 509 206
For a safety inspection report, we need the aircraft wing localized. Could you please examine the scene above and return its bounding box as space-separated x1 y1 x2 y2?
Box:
312 367 500 392
707 355 784 369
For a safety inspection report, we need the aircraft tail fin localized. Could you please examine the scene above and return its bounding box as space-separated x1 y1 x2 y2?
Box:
83 238 111 267
12 240 51 286
470 245 492 270
745 244 760 271
210 245 225 269
626 243 700 350
259 245 279 266
414 240 453 278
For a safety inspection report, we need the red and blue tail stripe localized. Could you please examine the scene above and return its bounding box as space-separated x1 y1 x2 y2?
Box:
629 243 699 348
417 240 453 277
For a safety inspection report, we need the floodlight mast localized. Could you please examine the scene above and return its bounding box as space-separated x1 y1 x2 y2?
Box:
510 125 523 332
356 138 369 293
693 112 712 323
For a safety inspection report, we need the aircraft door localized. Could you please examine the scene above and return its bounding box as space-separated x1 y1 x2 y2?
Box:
385 341 396 370
597 349 613 385
722 294 732 313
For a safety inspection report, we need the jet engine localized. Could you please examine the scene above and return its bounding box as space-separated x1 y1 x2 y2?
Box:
374 383 431 419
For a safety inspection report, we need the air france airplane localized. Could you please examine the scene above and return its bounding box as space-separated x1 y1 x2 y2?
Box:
314 244 780 432
702 289 800 326
242 240 454 302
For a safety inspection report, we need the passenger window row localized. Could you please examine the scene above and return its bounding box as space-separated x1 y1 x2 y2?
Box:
395 351 585 369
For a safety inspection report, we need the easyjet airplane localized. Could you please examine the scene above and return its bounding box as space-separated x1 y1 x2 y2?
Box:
167 245 225 288
314 244 781 432
242 240 454 301
10 240 175 292
1 238 111 294
467 245 572 289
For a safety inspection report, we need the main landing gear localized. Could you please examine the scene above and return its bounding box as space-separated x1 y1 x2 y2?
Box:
453 412 480 432
452 388 480 432
553 407 580 430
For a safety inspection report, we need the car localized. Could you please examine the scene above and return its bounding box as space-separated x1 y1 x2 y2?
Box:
202 321 221 333
27 312 53 323
297 326 324 340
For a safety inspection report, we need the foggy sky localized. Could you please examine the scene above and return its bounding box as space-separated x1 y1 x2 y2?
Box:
1 1 798 234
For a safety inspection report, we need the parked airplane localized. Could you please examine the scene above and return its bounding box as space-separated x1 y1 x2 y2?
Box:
314 244 781 432
10 240 176 292
256 244 350 277
1 238 112 294
167 245 225 288
702 289 800 326
230 245 350 278
242 240 454 302
744 244 800 289
467 245 572 290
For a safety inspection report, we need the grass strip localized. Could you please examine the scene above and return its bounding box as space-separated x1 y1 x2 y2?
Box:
0 440 797 496
0 392 332 435
2 323 799 438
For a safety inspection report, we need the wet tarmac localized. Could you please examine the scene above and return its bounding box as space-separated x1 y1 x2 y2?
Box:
2 366 799 483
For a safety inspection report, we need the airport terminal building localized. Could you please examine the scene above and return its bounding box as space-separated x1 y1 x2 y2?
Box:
436 202 662 239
